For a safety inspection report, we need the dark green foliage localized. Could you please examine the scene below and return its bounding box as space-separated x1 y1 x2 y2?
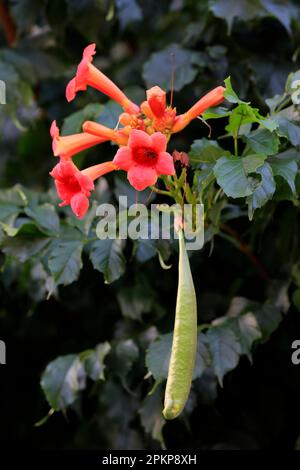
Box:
1 0 300 451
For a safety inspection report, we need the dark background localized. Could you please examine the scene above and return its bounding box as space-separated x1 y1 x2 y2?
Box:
0 0 300 450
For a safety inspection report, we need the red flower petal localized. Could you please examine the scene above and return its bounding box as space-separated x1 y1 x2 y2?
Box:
71 193 89 218
128 129 152 149
82 43 96 62
146 86 166 118
155 152 175 176
113 147 133 171
76 172 94 193
50 120 59 139
66 78 77 102
150 132 167 153
127 165 157 191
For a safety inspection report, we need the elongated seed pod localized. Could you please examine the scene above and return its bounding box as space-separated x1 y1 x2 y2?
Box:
163 228 197 420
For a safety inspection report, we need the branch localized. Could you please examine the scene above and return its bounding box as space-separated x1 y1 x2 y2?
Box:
220 223 270 281
0 1 16 45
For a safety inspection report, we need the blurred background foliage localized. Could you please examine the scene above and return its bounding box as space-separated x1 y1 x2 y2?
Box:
1 0 300 450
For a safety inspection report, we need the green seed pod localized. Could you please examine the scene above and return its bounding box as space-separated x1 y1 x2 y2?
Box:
163 228 197 420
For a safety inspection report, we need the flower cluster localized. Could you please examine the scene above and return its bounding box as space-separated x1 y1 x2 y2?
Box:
50 43 225 218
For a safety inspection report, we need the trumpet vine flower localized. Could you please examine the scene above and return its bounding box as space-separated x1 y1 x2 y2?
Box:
50 43 225 217
66 43 139 115
50 159 116 218
113 129 175 191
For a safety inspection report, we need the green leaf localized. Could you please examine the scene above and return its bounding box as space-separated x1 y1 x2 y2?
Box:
268 151 298 193
115 0 143 29
234 313 262 359
246 162 276 219
90 238 126 283
243 128 279 155
255 303 283 340
202 106 231 120
117 285 153 321
242 154 267 173
96 100 122 129
194 332 211 378
143 44 205 91
214 156 255 198
139 384 165 446
83 342 111 381
48 238 83 286
25 203 60 234
62 103 103 135
0 186 26 224
226 103 277 137
41 354 86 411
189 138 230 168
206 326 241 386
146 333 172 382
275 117 300 145
112 339 139 381
2 232 50 263
193 167 215 197
223 76 243 104
209 0 263 33
261 0 297 34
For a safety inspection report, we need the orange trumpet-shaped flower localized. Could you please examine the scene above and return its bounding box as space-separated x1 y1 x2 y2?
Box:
82 121 129 146
146 86 167 118
172 86 225 133
66 44 140 115
50 159 116 218
50 121 107 159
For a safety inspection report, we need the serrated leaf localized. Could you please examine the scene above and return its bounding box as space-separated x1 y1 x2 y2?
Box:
214 156 254 198
243 128 279 155
261 0 297 34
83 342 111 381
117 285 153 321
25 203 60 234
0 186 26 223
275 117 300 145
112 339 139 381
235 313 262 359
41 354 86 411
246 162 276 219
139 384 165 446
242 154 267 173
226 103 277 137
90 238 125 283
189 138 230 168
223 76 243 103
143 44 205 91
210 0 263 33
268 151 298 193
255 303 282 340
48 239 83 286
206 326 241 386
146 333 172 382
